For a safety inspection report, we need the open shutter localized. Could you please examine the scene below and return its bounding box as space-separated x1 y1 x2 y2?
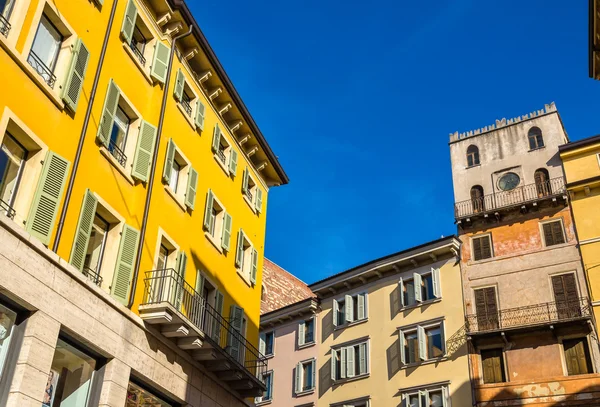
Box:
255 188 263 213
211 291 224 342
432 268 441 298
298 321 305 347
311 359 316 389
97 80 120 148
359 342 367 374
399 278 405 307
185 167 198 209
120 0 137 43
221 212 232 251
242 168 249 194
62 39 90 112
345 294 354 323
111 224 139 304
357 293 366 320
340 347 347 379
294 362 302 394
440 321 446 355
346 346 355 378
173 251 187 309
162 139 175 184
227 305 244 361
399 330 406 365
195 100 206 130
132 121 157 182
414 273 422 302
332 300 339 327
235 230 244 268
26 151 70 245
150 42 170 84
417 325 426 361
250 249 258 284
69 190 98 271
211 124 221 152
195 272 205 297
331 349 337 380
441 386 448 407
229 149 238 176
258 333 266 357
202 190 214 231
173 69 185 102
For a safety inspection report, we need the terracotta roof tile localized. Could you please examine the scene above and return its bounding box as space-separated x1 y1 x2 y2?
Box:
261 258 314 314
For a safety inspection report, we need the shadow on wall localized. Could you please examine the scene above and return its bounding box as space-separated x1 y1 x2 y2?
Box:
319 354 332 399
321 308 333 343
390 285 401 319
481 385 600 407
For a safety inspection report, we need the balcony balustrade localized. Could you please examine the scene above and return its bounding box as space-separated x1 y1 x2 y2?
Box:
0 14 10 37
82 267 103 287
129 39 146 66
0 199 16 220
27 51 57 89
245 189 253 202
108 140 127 168
217 148 227 165
181 98 192 117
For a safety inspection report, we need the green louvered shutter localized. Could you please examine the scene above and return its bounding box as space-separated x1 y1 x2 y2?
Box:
174 69 184 102
203 190 214 231
173 250 187 308
94 0 104 5
69 190 98 271
211 290 224 342
151 42 170 84
195 100 206 130
242 168 249 194
132 120 157 182
235 230 244 268
111 224 139 304
162 139 175 184
97 80 120 148
26 151 70 245
211 124 221 152
250 249 258 284
121 0 137 43
222 212 232 251
255 188 263 213
185 167 198 209
229 149 238 176
227 305 244 361
62 39 90 112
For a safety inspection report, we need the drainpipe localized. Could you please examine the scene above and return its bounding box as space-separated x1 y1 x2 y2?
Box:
52 0 119 253
127 25 194 309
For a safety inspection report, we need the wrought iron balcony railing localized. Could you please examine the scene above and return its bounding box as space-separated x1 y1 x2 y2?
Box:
82 267 103 287
245 189 253 202
108 140 127 168
0 14 10 37
455 177 566 219
180 98 192 117
129 39 146 66
142 269 268 382
27 51 57 89
465 297 591 334
217 149 227 165
0 199 16 220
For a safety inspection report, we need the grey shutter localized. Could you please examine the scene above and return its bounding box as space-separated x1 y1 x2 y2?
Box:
229 149 238 176
331 349 337 380
195 100 206 130
97 80 120 148
418 325 426 361
235 230 244 268
162 139 175 184
399 278 405 307
195 272 205 296
440 321 446 356
227 305 244 361
173 69 184 102
294 362 302 394
345 294 353 323
258 333 266 355
340 347 346 379
298 321 305 347
173 251 187 309
250 249 258 284
242 167 249 194
346 346 355 378
359 342 367 374
151 42 170 84
202 190 214 231
185 167 198 209
332 300 339 327
432 268 441 298
211 291 224 342
399 330 406 365
26 151 70 245
211 124 221 152
62 39 90 112
221 212 232 251
357 293 366 320
442 386 448 407
255 188 263 213
311 359 316 390
69 190 98 271
132 121 157 182
414 273 423 302
111 224 139 304
120 0 137 43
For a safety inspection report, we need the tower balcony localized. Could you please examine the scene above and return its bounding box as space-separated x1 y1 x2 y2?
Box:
139 269 267 398
454 177 567 224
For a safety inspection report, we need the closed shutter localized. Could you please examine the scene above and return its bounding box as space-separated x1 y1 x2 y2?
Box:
151 42 170 84
173 69 185 102
432 268 441 298
120 0 137 43
357 293 366 320
250 249 258 284
229 149 238 176
227 305 244 360
298 321 305 347
221 212 232 251
563 338 592 375
97 80 120 148
481 348 505 384
195 100 206 130
69 190 98 271
345 294 354 323
235 230 244 268
202 190 214 231
346 346 355 378
110 224 139 304
543 221 565 246
399 330 406 365
211 124 221 152
26 151 70 245
473 235 492 260
255 188 263 213
475 287 499 330
417 325 426 361
294 362 302 394
359 342 367 374
132 121 157 182
184 167 198 209
332 300 339 327
62 39 90 112
552 274 578 303
211 291 224 342
162 139 176 184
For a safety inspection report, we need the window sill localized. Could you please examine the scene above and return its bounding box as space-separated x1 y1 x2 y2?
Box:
465 164 481 169
122 43 154 86
204 231 223 254
298 342 316 350
236 268 254 287
100 147 135 186
177 103 197 130
333 373 370 385
213 154 231 177
401 356 447 369
528 146 546 152
401 298 442 311
164 185 187 212
295 389 315 397
334 318 368 331
256 400 272 406
243 193 257 214
264 353 275 360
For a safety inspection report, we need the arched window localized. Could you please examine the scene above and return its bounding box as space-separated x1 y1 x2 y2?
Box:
534 168 551 197
528 127 544 150
467 145 480 167
470 185 485 213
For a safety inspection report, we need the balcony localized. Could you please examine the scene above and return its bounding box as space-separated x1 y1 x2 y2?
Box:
27 51 56 89
216 148 227 165
129 39 146 66
108 140 127 168
139 269 267 397
181 97 192 117
245 189 253 203
465 298 592 337
455 177 567 221
0 14 10 37
82 267 102 287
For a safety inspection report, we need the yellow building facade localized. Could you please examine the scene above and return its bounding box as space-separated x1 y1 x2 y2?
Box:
0 0 286 405
560 135 600 323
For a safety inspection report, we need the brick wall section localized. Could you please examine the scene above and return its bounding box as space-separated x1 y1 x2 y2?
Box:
261 258 313 314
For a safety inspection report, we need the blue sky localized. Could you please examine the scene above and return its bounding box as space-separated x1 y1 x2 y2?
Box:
192 0 600 283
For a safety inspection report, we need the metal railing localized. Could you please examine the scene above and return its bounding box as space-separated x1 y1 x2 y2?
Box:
82 267 103 287
0 199 15 220
129 39 146 66
455 177 566 219
27 51 57 89
180 98 192 117
245 189 253 202
0 14 10 37
108 140 127 168
465 298 591 334
142 269 268 381
217 149 227 165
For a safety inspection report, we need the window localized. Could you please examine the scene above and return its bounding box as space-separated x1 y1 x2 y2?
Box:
174 69 206 131
474 287 499 331
331 340 369 380
333 399 370 407
242 168 263 213
333 293 368 327
82 214 109 286
542 220 565 247
481 348 506 383
472 234 492 261
295 359 316 394
399 321 445 365
0 303 17 380
162 139 197 210
498 172 520 191
399 269 441 307
169 160 181 192
402 386 449 407
551 273 581 320
563 337 593 376
156 244 169 270
108 107 130 167
259 331 275 356
45 338 101 407
256 371 273 403
0 0 15 22
470 185 485 213
203 190 232 252
0 133 26 216
235 229 258 284
298 317 315 346
467 145 480 167
534 168 551 197
211 124 238 176
28 15 63 88
126 381 173 406
528 126 544 150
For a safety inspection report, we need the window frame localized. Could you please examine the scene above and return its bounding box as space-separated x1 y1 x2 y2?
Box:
399 267 442 308
539 218 566 248
264 330 275 357
528 126 545 151
331 338 370 382
466 144 480 167
204 192 228 252
0 132 28 211
401 384 450 407
479 346 507 384
295 357 316 395
399 319 446 367
256 370 274 404
243 168 259 212
121 1 159 83
215 129 233 174
163 143 191 211
331 397 371 407
333 292 368 328
298 317 316 348
471 233 493 261
235 229 256 284
560 335 594 376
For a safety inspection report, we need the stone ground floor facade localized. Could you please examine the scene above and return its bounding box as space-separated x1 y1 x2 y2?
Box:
0 216 250 407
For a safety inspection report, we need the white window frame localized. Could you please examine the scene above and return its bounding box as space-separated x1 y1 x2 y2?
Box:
204 193 227 252
164 144 191 211
243 169 259 211
153 227 179 270
0 0 30 48
539 218 566 248
298 316 316 348
121 3 159 84
295 357 316 396
331 339 370 382
331 398 371 407
236 230 255 283
256 370 274 404
214 129 233 175
333 292 368 328
260 330 275 357
399 319 446 366
401 383 450 407
470 233 493 261
399 267 442 308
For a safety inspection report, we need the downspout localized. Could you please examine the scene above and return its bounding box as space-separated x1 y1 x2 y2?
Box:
52 0 119 253
127 25 194 309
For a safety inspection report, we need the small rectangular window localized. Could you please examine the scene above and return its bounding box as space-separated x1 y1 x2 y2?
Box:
332 341 368 380
0 133 27 217
295 359 315 393
400 321 445 365
304 318 314 344
563 337 593 376
259 371 273 402
472 234 493 261
542 220 565 247
265 331 274 356
108 107 130 167
334 293 367 326
403 387 448 407
481 348 506 384
28 15 63 87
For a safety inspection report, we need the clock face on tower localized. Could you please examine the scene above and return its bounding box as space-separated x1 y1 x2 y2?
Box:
498 172 520 191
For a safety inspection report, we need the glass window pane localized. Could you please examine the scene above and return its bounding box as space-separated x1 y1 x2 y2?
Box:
110 108 129 151
422 274 434 301
305 319 314 343
409 394 420 407
31 16 62 71
303 362 312 389
404 280 415 305
405 332 418 363
337 300 345 324
157 245 168 270
83 215 109 274
0 304 17 379
169 161 180 192
426 327 443 359
1 0 15 19
126 382 172 407
0 134 26 207
430 390 444 407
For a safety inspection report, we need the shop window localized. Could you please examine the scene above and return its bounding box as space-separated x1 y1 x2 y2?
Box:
399 321 445 365
481 348 506 384
0 303 17 380
333 293 368 326
399 269 441 307
126 381 173 407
